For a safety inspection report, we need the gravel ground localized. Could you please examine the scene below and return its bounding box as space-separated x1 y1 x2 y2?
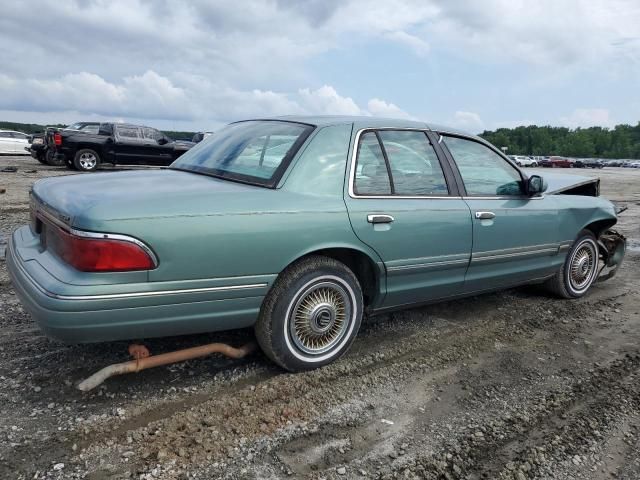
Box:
1 155 639 480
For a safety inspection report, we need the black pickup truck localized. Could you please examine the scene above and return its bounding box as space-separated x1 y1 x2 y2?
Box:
47 123 194 171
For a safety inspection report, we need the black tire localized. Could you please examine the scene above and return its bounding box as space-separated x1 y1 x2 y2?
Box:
545 229 599 298
73 149 100 172
35 153 48 165
45 148 65 166
255 255 363 372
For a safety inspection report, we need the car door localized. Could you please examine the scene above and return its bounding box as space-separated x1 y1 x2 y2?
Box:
113 126 146 164
439 134 561 292
344 129 473 309
0 131 13 153
140 127 175 166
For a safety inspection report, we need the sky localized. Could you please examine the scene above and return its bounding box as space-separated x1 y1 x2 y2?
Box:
0 0 639 133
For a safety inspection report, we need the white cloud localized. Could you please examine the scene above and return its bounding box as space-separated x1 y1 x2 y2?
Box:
298 85 364 115
0 71 422 127
383 31 430 56
451 111 484 131
367 98 414 119
0 1 638 128
560 108 614 128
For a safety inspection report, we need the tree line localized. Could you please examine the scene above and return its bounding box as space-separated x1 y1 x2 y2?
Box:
0 121 196 141
4 119 640 158
479 123 640 159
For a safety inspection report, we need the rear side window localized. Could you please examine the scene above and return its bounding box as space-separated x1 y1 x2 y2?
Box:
353 130 448 196
353 132 392 195
378 130 448 196
443 136 523 196
80 124 99 134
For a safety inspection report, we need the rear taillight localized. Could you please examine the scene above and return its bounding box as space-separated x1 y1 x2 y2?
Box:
45 225 155 272
53 133 62 146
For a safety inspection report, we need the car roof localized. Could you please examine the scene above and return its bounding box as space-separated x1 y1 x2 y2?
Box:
257 115 478 139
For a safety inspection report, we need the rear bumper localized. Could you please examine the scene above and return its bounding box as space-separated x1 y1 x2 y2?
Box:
6 226 270 343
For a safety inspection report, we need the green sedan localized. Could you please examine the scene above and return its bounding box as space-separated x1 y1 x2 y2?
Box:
6 116 626 371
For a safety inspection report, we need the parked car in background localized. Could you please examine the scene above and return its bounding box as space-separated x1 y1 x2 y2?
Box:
539 157 553 167
47 123 194 171
7 116 626 371
192 131 214 143
579 159 605 169
511 155 538 167
41 122 103 166
547 156 573 168
0 129 30 154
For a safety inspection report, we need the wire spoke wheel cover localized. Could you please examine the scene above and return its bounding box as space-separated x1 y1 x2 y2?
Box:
567 238 597 293
287 278 353 357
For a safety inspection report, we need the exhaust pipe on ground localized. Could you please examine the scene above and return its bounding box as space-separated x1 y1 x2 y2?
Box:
77 341 257 392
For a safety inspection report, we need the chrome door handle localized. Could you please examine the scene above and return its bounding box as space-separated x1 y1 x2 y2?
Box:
475 211 495 220
367 214 395 224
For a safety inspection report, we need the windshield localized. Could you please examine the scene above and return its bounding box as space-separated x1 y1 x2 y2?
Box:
171 120 314 187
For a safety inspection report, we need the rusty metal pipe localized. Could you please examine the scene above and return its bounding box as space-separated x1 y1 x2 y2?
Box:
77 342 256 392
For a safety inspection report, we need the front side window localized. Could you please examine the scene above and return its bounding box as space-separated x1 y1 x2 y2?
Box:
117 126 141 139
142 127 163 141
443 136 523 196
171 121 314 187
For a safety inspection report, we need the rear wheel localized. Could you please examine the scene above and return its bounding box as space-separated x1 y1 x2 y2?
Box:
73 149 100 172
545 230 599 298
45 148 65 166
255 256 363 371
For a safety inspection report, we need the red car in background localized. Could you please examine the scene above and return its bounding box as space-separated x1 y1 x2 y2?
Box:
541 156 573 168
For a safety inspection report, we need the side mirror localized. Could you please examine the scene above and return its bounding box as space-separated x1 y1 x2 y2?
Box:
527 175 548 196
158 137 169 145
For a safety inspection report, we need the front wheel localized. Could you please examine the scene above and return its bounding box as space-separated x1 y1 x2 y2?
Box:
73 149 100 172
545 230 599 298
255 256 363 371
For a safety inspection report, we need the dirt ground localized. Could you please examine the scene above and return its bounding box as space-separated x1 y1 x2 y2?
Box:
1 155 639 480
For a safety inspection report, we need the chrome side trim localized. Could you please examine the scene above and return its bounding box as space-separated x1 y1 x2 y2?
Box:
558 241 573 252
471 247 558 264
473 243 559 258
387 259 468 273
50 283 269 301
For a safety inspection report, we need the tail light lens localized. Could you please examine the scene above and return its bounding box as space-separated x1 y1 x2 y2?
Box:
45 224 155 272
53 133 62 146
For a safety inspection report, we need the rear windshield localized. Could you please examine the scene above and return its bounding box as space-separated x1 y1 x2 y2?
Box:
170 120 314 187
